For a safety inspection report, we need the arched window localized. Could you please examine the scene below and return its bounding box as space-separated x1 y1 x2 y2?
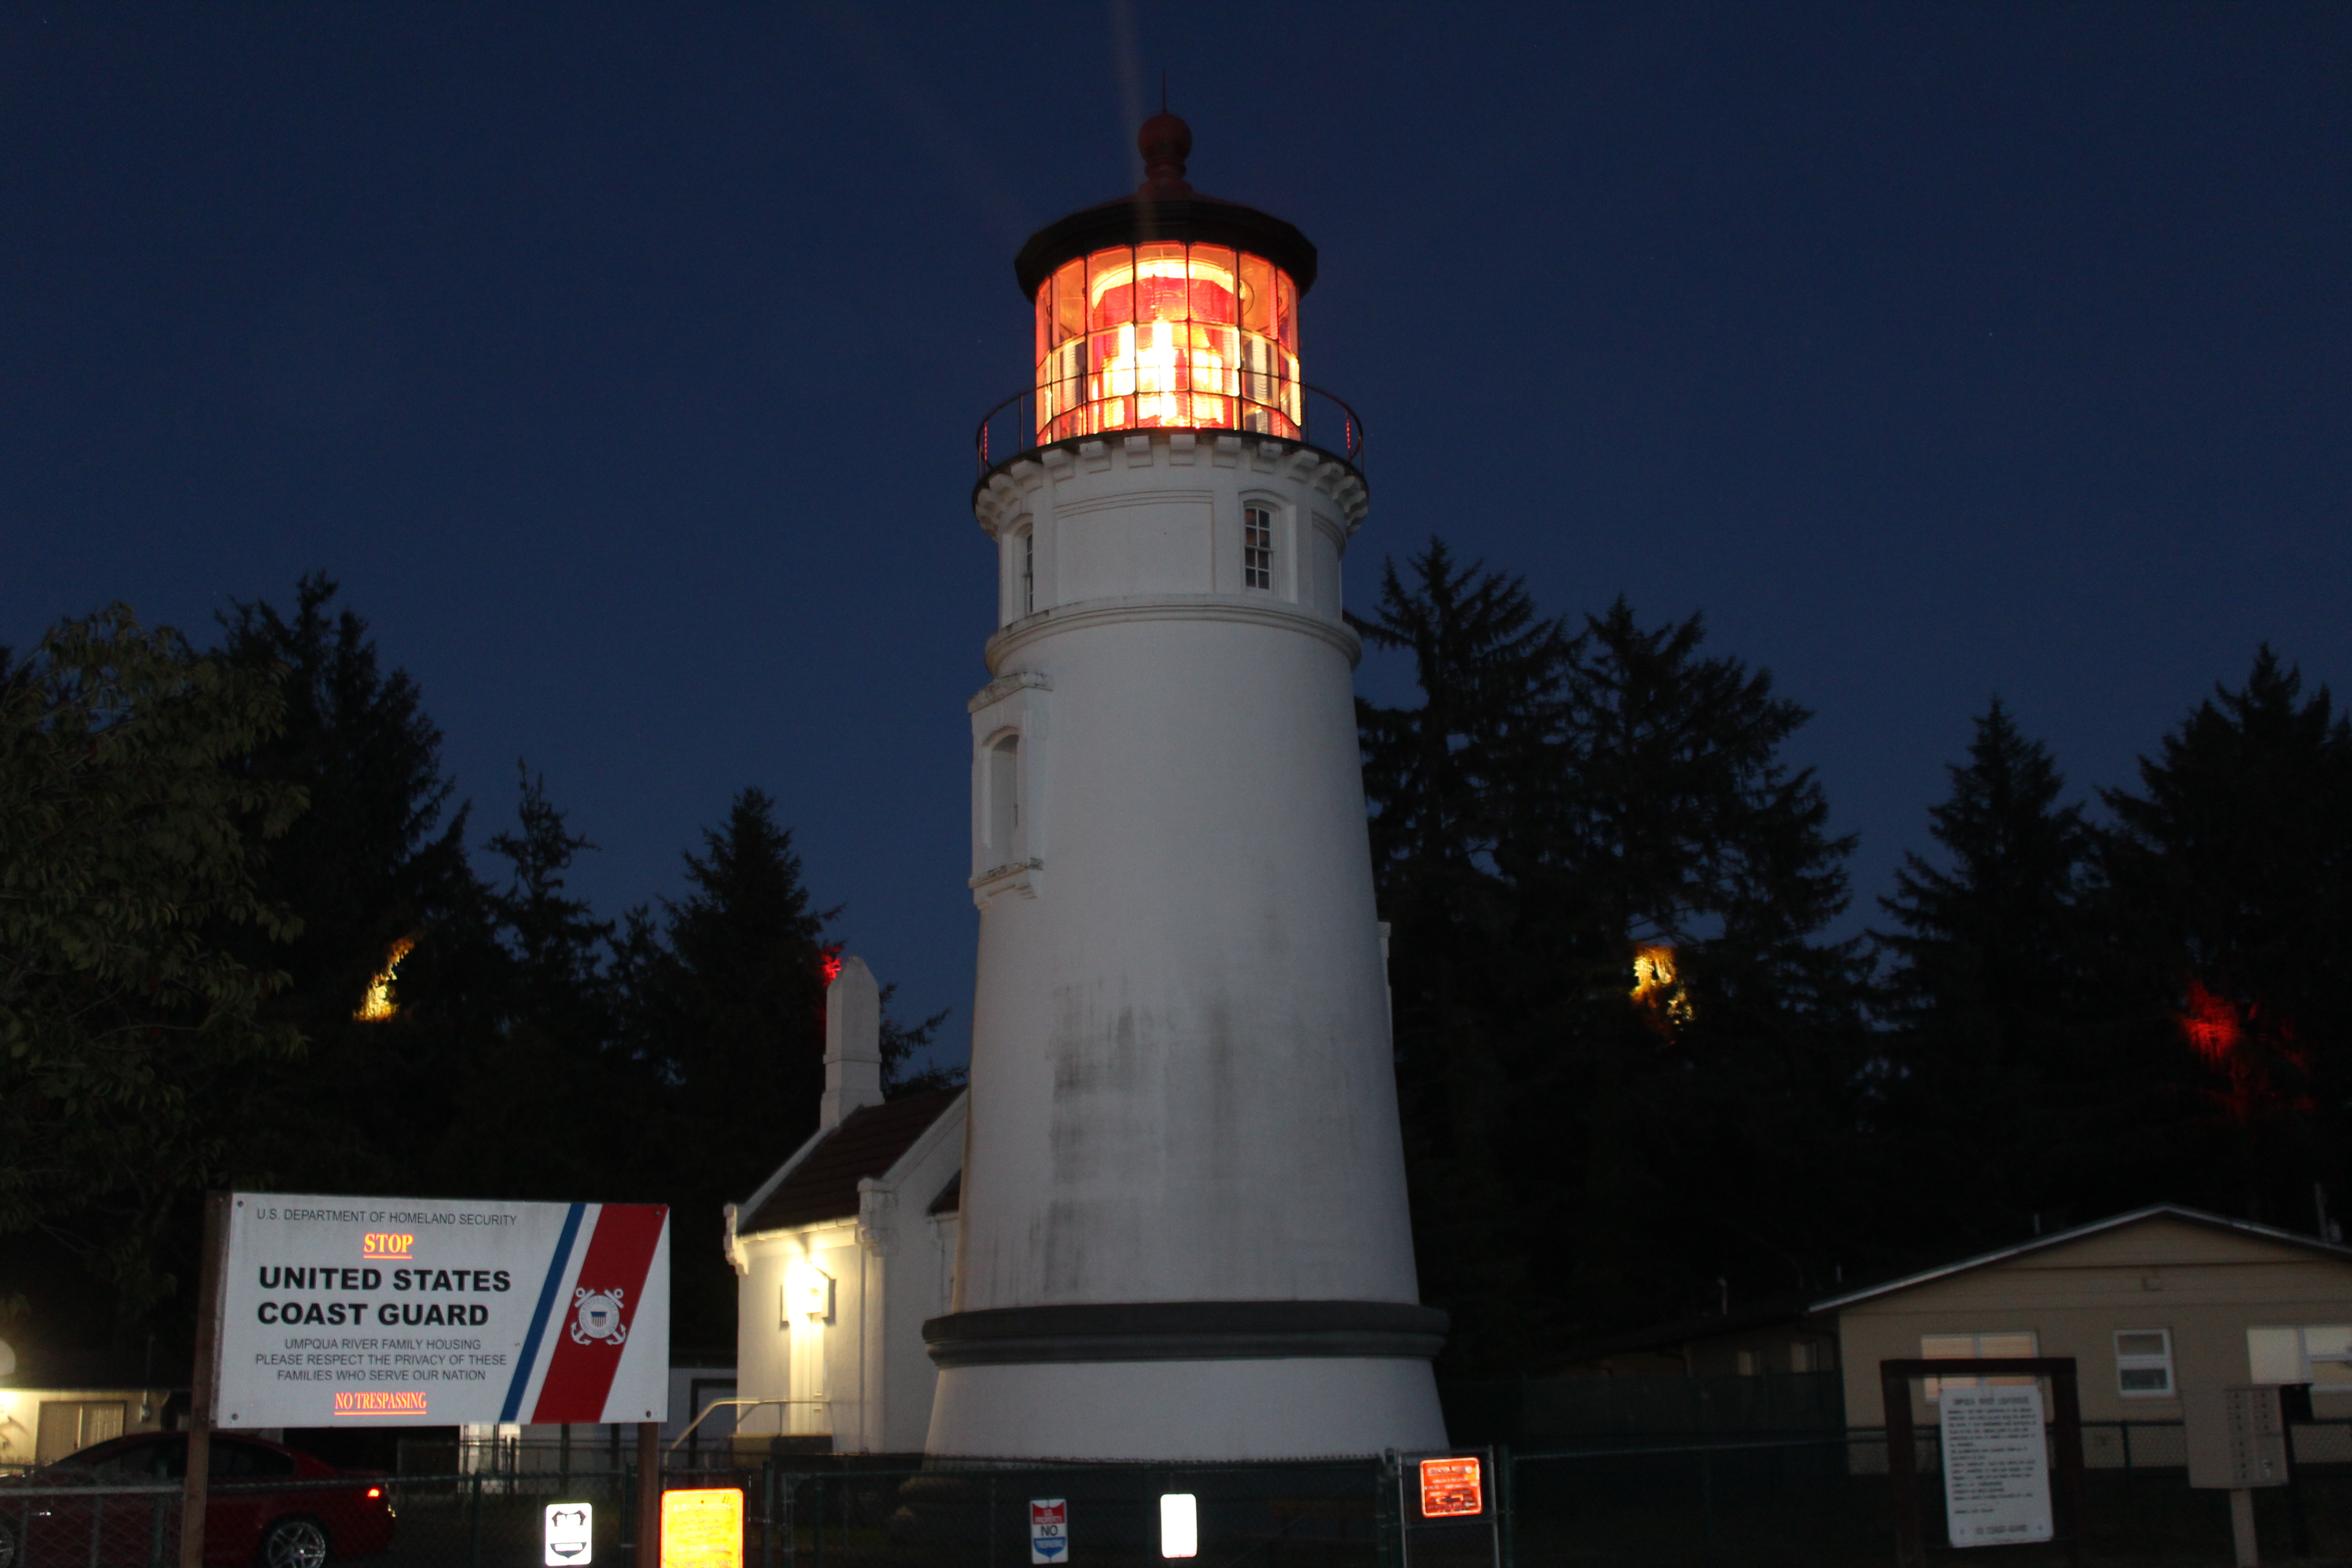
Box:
1244 504 1274 591
989 734 1023 861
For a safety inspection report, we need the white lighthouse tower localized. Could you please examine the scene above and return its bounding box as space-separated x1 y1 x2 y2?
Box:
923 115 1448 1462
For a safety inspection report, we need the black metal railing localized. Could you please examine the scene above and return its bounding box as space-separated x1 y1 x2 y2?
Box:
975 382 1365 480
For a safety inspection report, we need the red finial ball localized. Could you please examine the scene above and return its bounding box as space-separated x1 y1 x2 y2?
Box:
1137 112 1192 194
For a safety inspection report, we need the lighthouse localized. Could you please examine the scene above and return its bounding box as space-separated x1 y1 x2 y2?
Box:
925 114 1448 1461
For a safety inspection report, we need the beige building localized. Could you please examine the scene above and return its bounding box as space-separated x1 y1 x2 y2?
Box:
1814 1205 2352 1433
1544 1204 2352 1464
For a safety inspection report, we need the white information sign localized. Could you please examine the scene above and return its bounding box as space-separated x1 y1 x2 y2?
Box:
216 1192 670 1429
545 1503 593 1567
1029 1498 1068 1564
1941 1383 2054 1548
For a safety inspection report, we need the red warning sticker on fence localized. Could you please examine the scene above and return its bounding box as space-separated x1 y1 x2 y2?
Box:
1419 1457 1483 1518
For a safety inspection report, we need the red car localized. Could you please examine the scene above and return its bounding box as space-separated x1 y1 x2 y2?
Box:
0 1431 396 1568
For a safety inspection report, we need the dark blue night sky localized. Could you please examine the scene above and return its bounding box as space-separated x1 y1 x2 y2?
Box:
6 4 2346 1070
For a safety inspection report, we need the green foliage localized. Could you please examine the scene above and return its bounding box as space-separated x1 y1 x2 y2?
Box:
0 606 305 1322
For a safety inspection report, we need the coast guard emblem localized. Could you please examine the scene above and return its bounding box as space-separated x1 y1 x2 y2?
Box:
571 1286 628 1344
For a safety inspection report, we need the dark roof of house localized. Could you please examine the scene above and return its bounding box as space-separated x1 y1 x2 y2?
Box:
740 1088 962 1235
1809 1203 2352 1312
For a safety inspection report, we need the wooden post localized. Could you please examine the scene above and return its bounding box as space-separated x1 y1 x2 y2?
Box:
2047 1362 2087 1568
178 1193 231 1568
1881 1364 1925 1568
637 1421 662 1568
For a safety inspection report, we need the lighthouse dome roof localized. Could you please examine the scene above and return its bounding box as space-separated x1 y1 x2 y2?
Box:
1012 114 1318 299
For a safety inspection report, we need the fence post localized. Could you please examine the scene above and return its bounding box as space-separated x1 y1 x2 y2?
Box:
812 1476 824 1568
469 1471 483 1568
1494 1445 1515 1568
760 1462 776 1568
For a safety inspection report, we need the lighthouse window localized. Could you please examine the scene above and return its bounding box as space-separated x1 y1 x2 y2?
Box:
1244 506 1274 591
989 735 1023 859
1021 527 1035 615
1033 243 1301 446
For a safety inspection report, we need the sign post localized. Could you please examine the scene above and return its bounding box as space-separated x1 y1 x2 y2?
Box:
179 1192 230 1568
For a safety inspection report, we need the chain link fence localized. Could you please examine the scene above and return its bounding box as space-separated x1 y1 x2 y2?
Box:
19 1422 2352 1568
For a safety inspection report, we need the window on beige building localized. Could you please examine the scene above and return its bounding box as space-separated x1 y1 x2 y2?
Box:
1921 1331 2038 1400
2114 1329 2175 1397
2249 1325 2352 1394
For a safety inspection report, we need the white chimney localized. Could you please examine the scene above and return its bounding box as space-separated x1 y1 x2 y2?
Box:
821 954 883 1129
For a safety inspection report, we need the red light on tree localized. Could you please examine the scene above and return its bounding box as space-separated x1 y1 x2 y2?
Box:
2180 978 2242 1063
821 951 843 986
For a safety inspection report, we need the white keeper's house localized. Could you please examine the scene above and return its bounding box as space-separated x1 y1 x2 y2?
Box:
722 956 965 1455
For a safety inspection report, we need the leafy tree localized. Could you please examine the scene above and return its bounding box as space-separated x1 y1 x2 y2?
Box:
0 607 304 1326
2091 647 2352 1224
1871 699 2089 1246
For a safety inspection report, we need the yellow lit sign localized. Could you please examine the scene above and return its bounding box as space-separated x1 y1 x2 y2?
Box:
660 1489 742 1568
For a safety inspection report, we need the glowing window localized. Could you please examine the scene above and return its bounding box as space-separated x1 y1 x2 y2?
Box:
1034 244 1301 445
1244 505 1274 590
1922 1331 2038 1401
2114 1329 2174 1397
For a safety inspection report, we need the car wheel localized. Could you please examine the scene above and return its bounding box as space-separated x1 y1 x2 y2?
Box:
258 1515 331 1568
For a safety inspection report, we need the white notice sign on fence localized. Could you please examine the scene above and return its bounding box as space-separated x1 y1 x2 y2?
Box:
1941 1383 2054 1548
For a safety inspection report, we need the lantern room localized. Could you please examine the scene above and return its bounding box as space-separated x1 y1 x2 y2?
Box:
1032 242 1299 443
1009 113 1322 451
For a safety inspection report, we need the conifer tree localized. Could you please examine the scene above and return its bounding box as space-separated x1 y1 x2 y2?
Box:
1871 699 2087 1247
1360 549 1869 1366
2092 647 2352 1223
1537 598 1869 1331
1356 540 1570 1369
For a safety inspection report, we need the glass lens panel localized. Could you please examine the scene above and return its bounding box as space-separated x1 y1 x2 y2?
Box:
1275 267 1298 352
1054 260 1087 344
1136 241 1188 323
1189 246 1238 325
1034 286 1049 368
1240 253 1274 334
1089 247 1136 332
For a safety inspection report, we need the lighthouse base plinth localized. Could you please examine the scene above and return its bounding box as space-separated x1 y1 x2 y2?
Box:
924 1354 1447 1462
